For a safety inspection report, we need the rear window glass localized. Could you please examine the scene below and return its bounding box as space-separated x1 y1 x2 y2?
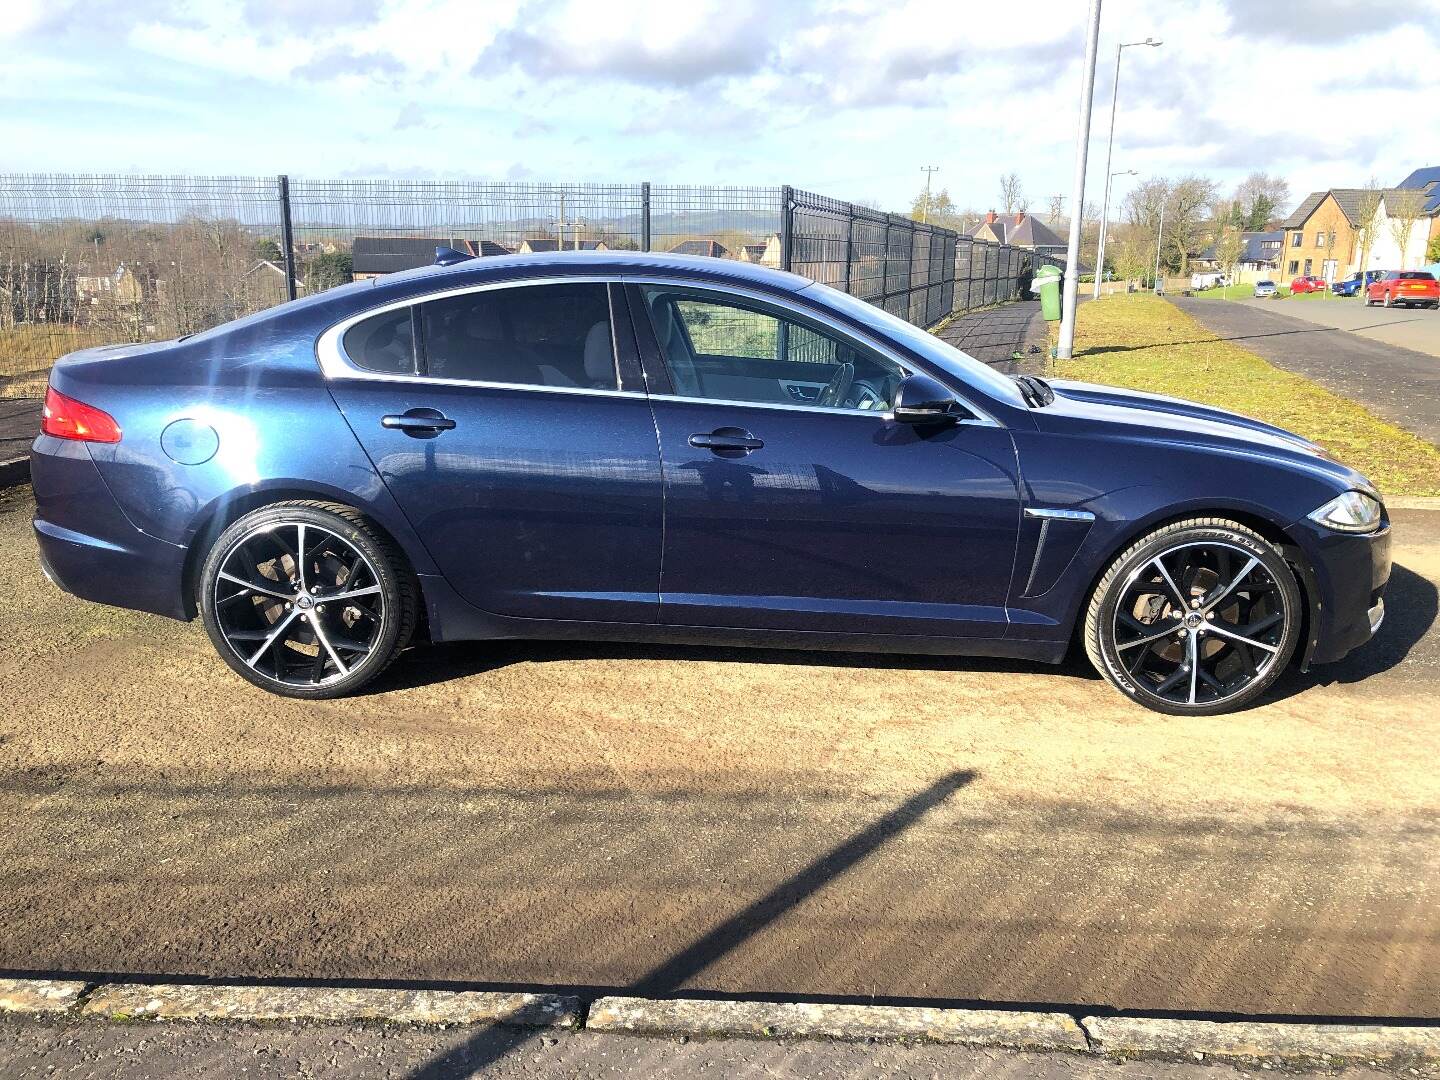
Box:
419 283 616 389
343 308 415 374
1399 272 1435 280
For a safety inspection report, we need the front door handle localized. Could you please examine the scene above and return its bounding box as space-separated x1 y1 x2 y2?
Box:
382 409 456 438
689 430 764 453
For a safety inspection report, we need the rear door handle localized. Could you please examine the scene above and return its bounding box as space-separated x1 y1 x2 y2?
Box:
381 409 456 437
689 431 764 452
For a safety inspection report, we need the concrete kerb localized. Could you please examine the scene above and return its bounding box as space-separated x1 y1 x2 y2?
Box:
3 978 1439 1066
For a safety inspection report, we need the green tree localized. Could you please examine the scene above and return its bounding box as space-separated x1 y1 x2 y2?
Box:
304 251 353 292
252 237 283 263
1427 234 1440 265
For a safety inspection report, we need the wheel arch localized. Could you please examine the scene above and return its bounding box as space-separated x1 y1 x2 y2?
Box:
179 482 429 633
1071 503 1318 664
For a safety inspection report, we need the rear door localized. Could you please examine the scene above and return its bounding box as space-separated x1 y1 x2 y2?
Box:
323 280 664 624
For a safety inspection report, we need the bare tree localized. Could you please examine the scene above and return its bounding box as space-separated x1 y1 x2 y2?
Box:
1210 203 1247 287
1124 177 1171 274
999 173 1027 215
1047 194 1065 225
1352 179 1384 293
1386 188 1427 269
1165 175 1220 276
1232 172 1290 230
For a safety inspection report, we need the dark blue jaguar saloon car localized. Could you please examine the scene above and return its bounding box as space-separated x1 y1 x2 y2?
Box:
32 252 1390 714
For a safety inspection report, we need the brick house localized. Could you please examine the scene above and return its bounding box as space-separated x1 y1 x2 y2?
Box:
1280 191 1370 282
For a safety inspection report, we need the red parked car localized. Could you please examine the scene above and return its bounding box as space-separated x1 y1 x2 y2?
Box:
1366 271 1440 309
1289 275 1328 294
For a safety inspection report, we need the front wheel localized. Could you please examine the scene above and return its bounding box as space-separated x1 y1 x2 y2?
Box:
1084 518 1302 715
198 501 418 698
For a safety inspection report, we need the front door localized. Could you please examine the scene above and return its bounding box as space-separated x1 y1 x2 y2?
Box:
326 280 663 624
632 284 1021 638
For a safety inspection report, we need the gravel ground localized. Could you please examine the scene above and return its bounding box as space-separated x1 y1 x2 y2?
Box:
1 486 1438 1018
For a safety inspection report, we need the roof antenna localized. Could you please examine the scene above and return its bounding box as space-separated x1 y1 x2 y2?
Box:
434 245 475 266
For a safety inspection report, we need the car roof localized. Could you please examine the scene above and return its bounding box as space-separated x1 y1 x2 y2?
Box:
372 250 815 296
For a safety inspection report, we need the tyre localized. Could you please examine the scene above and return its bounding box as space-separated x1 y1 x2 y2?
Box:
198 501 418 698
1084 518 1302 716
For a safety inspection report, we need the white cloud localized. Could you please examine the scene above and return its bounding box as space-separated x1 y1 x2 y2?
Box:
4 0 1439 213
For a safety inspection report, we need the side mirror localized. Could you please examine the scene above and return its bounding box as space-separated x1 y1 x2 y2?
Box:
892 373 968 425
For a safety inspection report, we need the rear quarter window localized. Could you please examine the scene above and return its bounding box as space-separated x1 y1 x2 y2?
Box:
342 308 416 374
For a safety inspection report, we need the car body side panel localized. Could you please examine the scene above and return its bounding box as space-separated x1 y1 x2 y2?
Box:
327 380 664 623
649 399 1022 636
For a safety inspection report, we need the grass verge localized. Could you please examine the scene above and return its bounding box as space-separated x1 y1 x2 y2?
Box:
1048 294 1440 496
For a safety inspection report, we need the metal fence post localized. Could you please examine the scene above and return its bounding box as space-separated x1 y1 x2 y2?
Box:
641 182 651 252
843 207 854 294
779 185 794 272
277 174 297 302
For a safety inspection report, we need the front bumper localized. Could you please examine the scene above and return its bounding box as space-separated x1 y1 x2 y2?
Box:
1288 515 1392 667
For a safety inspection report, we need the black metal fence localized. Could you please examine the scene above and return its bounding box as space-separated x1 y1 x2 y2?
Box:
0 173 1061 397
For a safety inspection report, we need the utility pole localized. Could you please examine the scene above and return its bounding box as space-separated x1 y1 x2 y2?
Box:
553 194 585 251
920 166 940 223
1056 0 1103 361
1093 36 1162 300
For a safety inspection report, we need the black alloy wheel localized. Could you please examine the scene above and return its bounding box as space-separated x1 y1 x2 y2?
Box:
198 502 417 698
1086 518 1301 715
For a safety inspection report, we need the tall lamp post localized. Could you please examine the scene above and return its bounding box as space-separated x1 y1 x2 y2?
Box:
1096 168 1135 291
1092 36 1162 300
1056 0 1103 361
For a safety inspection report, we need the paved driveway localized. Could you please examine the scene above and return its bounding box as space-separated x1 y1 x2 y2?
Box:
1 487 1438 1020
1175 298 1440 446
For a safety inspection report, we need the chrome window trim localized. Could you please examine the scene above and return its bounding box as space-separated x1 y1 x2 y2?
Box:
1024 507 1097 522
646 392 897 421
315 272 1002 426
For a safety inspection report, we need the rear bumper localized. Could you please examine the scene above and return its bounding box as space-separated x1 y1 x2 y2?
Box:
1289 516 1392 667
31 436 190 620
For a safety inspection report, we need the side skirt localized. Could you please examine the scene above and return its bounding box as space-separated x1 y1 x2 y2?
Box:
417 573 1070 665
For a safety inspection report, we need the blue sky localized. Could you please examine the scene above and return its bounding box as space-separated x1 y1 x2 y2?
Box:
6 0 1439 216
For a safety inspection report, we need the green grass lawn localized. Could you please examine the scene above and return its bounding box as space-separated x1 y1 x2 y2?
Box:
1048 294 1440 496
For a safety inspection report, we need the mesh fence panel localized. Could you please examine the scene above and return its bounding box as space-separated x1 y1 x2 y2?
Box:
0 174 284 396
0 173 1068 398
648 185 783 263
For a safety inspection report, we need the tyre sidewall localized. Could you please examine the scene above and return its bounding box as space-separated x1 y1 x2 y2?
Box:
198 504 407 699
1091 524 1301 716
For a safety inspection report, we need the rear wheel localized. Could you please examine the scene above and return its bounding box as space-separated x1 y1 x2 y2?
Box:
198 502 418 698
1085 518 1301 716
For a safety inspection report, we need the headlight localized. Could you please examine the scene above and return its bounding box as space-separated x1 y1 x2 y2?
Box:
1308 491 1383 533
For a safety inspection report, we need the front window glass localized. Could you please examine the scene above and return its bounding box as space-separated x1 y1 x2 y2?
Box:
420 282 616 389
640 285 906 411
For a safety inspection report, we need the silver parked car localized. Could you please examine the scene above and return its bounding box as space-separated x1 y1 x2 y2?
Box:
1253 280 1278 298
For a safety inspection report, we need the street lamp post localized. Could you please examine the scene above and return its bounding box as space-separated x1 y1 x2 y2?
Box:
1153 197 1166 292
1097 168 1135 291
1092 36 1162 300
1056 0 1103 361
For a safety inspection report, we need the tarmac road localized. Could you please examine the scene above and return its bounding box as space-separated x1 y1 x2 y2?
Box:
1 486 1438 1020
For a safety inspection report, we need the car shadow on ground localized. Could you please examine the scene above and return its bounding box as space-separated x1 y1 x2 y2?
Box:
370 560 1436 708
365 635 1103 696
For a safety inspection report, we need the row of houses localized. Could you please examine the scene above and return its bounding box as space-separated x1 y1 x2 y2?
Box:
1199 166 1440 285
1276 167 1439 281
349 234 784 280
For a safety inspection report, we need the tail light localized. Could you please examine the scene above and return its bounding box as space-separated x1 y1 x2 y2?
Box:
41 386 122 443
